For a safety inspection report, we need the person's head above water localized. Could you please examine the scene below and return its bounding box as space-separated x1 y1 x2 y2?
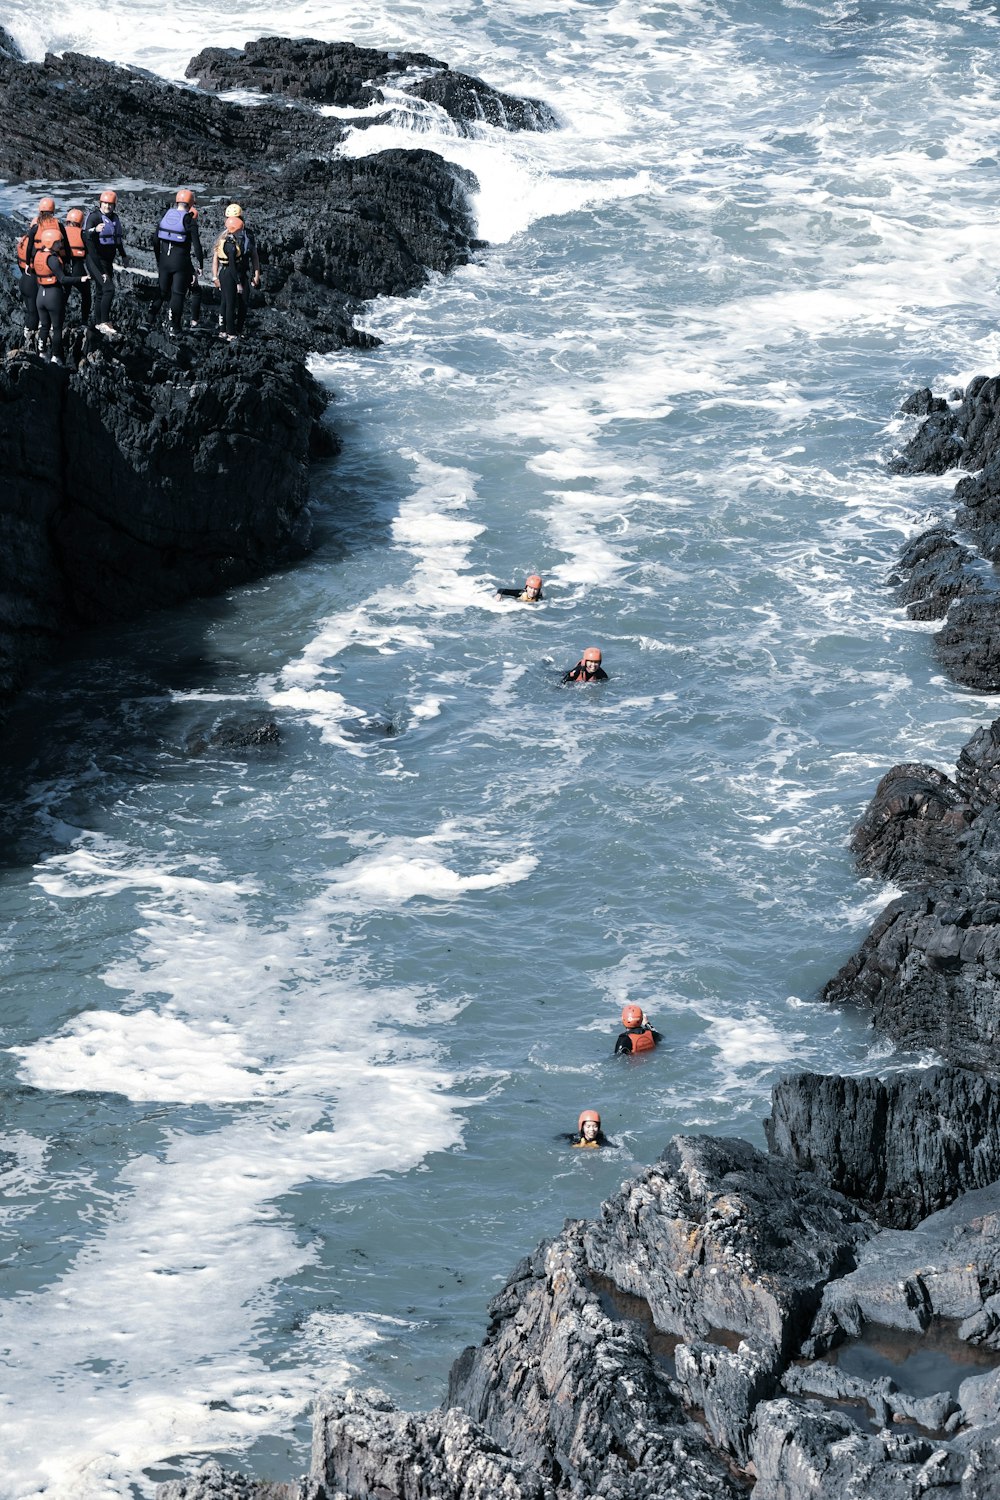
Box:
582 647 603 674
578 1108 601 1141
524 574 543 599
621 1004 645 1029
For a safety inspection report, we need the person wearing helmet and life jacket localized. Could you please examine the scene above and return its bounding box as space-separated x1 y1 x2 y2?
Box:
496 573 543 602
153 188 204 337
12 196 59 356
222 203 261 335
614 1004 661 1056
212 214 248 341
83 189 128 334
31 209 87 364
63 208 92 325
562 646 608 684
569 1109 610 1149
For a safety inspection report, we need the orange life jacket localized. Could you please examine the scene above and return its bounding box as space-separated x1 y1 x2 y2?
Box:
625 1027 656 1053
573 1138 601 1149
32 225 66 286
16 234 30 273
65 223 86 258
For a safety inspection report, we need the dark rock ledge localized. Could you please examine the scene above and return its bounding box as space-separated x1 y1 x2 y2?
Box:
0 34 550 724
889 377 1000 689
158 1105 1000 1500
152 721 1000 1496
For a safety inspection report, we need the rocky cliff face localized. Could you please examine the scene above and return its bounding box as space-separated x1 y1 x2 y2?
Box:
0 33 557 723
890 377 1000 689
157 1114 1000 1500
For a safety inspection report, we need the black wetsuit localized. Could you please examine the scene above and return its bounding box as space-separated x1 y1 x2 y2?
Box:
562 663 609 683
153 207 203 332
83 209 126 324
36 253 84 359
19 264 39 332
614 1028 662 1056
496 587 543 600
215 233 245 336
234 226 259 333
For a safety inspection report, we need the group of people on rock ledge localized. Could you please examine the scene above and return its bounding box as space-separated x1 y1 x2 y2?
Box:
12 187 261 364
496 573 657 1148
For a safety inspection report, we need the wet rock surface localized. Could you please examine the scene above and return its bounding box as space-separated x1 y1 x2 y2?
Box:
768 1068 1000 1228
890 377 1000 690
0 35 489 722
818 716 1000 1067
185 35 556 133
167 1122 1000 1499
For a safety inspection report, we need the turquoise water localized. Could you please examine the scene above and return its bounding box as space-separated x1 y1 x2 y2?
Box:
3 1 1000 1494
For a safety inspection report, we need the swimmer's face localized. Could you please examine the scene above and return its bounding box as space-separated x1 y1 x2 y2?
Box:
581 1119 599 1140
525 584 540 599
584 659 599 674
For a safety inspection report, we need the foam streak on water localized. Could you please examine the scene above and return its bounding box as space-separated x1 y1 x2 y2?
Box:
2 0 998 1494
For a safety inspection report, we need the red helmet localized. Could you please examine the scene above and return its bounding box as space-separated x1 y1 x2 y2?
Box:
582 647 602 663
99 190 117 206
578 1109 601 1132
66 207 85 226
175 188 195 206
224 215 244 232
37 196 56 214
621 1004 644 1029
525 574 542 591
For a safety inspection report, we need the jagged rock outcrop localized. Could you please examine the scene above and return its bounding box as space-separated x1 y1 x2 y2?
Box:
157 1126 1000 1499
767 1068 1000 1228
186 37 446 105
889 377 1000 690
818 717 1000 1067
406 72 557 132
185 36 557 133
847 761 970 885
0 35 484 724
310 1390 546 1500
157 1459 300 1500
888 526 982 621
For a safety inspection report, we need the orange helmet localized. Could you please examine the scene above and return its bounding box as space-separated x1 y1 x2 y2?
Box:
578 1109 601 1132
99 190 117 206
621 1004 644 1029
525 574 542 590
224 215 244 232
582 647 602 663
175 188 195 206
66 207 85 226
37 196 56 214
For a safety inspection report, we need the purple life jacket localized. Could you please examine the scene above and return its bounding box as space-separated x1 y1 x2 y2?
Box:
97 213 121 249
157 206 189 244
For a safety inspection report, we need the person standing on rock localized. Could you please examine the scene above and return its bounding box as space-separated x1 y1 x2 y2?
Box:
13 197 61 356
614 1004 661 1056
63 208 92 325
223 203 260 335
562 646 608 683
32 211 87 364
154 188 204 338
84 190 128 335
212 215 248 341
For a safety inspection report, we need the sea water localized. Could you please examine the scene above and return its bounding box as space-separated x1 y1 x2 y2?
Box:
2 1 1000 1494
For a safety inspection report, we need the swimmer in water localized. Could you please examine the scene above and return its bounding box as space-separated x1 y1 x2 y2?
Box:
496 573 543 602
614 1004 661 1056
562 647 608 684
569 1108 609 1148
